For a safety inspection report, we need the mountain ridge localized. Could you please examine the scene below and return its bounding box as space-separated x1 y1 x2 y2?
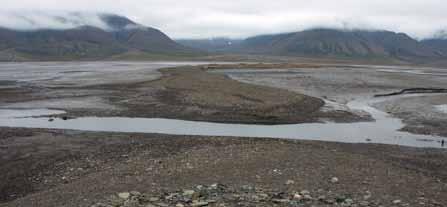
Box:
177 28 447 63
0 14 200 61
1 14 446 62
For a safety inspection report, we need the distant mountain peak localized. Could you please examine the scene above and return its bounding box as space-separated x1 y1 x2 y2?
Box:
99 14 145 31
179 28 444 62
0 11 149 32
241 28 441 60
0 13 199 61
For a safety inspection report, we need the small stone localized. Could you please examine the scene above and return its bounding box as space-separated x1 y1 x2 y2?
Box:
331 177 339 183
363 191 372 200
393 200 402 204
344 198 354 204
123 198 139 207
317 195 326 201
191 192 201 201
138 194 151 202
300 190 310 195
251 195 260 201
258 193 269 199
109 196 124 206
241 185 254 192
336 196 347 203
324 199 336 204
293 193 302 200
285 180 295 185
130 191 141 196
303 195 313 200
149 197 159 202
118 192 130 200
183 190 195 196
155 202 169 207
175 203 185 207
90 203 110 207
272 199 290 203
165 193 178 200
191 201 209 207
360 201 370 206
206 200 216 203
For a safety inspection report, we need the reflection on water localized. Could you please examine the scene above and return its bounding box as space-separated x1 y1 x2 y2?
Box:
0 109 65 118
435 105 447 113
0 96 445 149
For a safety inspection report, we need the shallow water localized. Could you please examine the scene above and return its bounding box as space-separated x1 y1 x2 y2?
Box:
0 96 445 149
1 62 446 149
435 105 447 113
377 69 447 76
0 109 65 118
0 61 219 87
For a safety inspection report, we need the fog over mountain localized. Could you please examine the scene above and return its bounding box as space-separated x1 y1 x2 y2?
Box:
1 0 446 39
0 12 112 31
1 1 447 62
0 14 199 61
433 30 447 39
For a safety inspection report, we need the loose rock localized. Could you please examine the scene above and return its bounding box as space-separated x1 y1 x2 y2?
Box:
91 184 398 207
331 177 339 183
118 192 130 200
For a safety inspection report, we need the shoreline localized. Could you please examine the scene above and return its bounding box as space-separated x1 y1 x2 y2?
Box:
0 95 445 148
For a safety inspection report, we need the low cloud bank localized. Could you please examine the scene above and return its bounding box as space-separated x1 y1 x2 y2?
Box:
0 6 446 40
0 11 110 31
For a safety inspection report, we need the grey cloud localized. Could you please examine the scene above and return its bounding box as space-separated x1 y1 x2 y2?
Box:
0 11 111 30
1 0 446 39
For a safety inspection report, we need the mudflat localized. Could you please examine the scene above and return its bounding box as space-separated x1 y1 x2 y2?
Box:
0 63 366 124
113 66 364 124
215 64 447 137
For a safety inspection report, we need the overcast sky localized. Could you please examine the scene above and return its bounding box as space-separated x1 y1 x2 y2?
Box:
1 0 446 39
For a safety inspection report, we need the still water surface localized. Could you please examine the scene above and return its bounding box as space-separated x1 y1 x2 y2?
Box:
0 95 445 149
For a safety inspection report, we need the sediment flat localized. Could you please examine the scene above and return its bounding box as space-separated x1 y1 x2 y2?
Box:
1 62 447 206
0 62 366 124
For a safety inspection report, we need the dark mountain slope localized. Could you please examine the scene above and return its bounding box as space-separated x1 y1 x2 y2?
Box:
115 28 193 54
232 29 442 61
0 26 127 59
0 14 198 61
100 14 137 30
421 38 447 56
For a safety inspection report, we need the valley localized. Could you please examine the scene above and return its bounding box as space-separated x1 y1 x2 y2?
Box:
0 61 447 206
2 1 447 206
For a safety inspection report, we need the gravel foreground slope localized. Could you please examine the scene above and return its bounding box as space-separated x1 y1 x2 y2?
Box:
1 128 446 207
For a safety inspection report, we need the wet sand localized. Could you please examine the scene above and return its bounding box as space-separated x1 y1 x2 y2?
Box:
0 63 365 124
215 64 447 136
